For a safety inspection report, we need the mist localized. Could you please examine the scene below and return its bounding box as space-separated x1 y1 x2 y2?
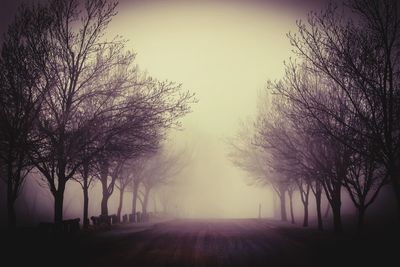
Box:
0 0 308 224
1 1 399 266
0 0 397 226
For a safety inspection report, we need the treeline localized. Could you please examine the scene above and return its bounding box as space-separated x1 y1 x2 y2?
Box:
0 0 195 229
229 0 399 234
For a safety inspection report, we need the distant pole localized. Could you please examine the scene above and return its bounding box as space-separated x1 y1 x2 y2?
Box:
258 203 261 219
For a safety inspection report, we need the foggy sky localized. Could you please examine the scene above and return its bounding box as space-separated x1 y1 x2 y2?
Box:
109 0 315 218
0 0 333 219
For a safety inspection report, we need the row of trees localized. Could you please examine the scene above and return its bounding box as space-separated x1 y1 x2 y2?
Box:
229 0 399 233
0 0 195 229
76 142 189 228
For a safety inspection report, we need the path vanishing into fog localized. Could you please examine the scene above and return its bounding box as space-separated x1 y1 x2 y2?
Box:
7 219 397 267
89 219 311 267
75 219 392 267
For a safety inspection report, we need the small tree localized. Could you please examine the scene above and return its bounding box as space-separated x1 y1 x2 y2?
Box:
139 145 190 218
228 120 290 222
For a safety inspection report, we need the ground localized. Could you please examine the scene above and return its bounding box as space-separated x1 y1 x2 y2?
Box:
5 218 398 267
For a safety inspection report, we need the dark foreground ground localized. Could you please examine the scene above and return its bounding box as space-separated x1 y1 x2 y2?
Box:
4 218 399 267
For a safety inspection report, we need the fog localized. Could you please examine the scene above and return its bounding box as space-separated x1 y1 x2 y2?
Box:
2 2 400 267
1 0 397 230
0 0 314 223
104 0 299 219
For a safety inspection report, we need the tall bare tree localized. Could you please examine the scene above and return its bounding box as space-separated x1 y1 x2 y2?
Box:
128 156 149 222
93 75 195 217
0 3 52 229
28 0 129 223
115 160 135 221
288 0 400 221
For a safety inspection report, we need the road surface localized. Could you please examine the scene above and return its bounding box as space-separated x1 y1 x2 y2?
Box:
7 218 396 267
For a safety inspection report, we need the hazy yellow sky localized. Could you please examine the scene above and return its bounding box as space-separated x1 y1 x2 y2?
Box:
107 0 314 218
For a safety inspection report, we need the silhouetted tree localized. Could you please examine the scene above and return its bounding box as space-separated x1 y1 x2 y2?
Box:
71 58 151 219
24 0 196 224
94 77 195 216
287 181 296 224
128 156 148 222
269 61 364 233
288 0 400 221
344 150 387 233
254 100 313 227
297 177 311 227
0 3 52 229
115 160 134 221
73 158 97 228
228 120 289 221
30 0 125 223
311 179 324 230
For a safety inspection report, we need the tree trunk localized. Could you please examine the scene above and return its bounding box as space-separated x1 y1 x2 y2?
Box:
54 184 65 223
100 159 109 216
357 206 366 235
143 187 150 216
153 195 157 213
303 201 309 227
315 188 323 231
131 181 139 222
101 194 109 216
83 186 89 228
7 195 16 230
288 190 295 224
331 200 342 233
324 202 330 219
6 159 19 230
272 191 278 219
278 186 287 221
6 166 17 229
300 184 310 227
117 187 125 221
331 182 342 233
332 204 342 233
82 163 90 229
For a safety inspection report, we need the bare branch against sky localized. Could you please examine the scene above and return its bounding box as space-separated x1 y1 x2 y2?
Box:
1 1 400 266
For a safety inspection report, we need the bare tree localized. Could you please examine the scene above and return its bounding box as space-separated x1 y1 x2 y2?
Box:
127 156 149 222
344 150 387 233
28 0 127 223
269 45 392 232
288 0 400 221
228 120 289 222
139 145 190 219
0 3 52 229
93 75 195 216
254 104 313 227
73 158 97 228
115 160 135 221
287 181 296 224
311 179 324 230
268 59 376 233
